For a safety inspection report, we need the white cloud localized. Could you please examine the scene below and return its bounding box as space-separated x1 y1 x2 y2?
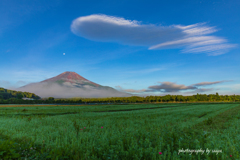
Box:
73 14 140 27
71 14 237 56
71 14 185 46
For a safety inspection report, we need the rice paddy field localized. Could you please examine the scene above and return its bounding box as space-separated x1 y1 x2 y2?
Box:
0 102 239 160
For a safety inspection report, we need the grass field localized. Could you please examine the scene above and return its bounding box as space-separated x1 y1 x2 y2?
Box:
0 103 239 160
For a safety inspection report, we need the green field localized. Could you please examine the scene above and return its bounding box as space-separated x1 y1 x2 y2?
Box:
0 103 239 160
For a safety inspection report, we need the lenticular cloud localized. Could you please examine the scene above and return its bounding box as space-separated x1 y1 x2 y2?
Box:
71 14 236 56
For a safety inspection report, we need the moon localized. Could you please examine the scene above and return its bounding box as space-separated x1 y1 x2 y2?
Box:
63 53 65 55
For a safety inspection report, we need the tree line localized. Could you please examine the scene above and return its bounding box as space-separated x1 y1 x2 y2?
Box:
0 87 239 104
55 93 240 104
0 87 41 101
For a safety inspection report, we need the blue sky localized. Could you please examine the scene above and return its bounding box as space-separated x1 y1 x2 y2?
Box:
0 0 239 96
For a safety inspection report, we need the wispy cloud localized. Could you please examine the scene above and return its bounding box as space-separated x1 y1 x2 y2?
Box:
191 80 234 87
183 88 215 95
148 81 197 92
71 14 237 56
115 85 146 93
116 80 233 94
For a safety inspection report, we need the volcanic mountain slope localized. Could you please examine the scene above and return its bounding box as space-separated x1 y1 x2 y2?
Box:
17 71 133 98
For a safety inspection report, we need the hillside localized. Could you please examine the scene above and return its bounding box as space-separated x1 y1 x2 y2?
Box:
0 87 41 100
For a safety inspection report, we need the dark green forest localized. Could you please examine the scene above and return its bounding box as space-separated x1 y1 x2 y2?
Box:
0 87 41 102
0 87 239 104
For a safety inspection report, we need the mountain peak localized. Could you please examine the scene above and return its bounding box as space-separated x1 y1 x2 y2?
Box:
17 71 133 98
41 71 100 87
61 71 77 74
59 71 85 79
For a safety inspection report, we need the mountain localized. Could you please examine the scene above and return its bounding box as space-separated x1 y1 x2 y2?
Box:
17 71 133 98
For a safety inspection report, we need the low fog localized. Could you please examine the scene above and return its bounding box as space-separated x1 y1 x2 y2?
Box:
16 82 134 98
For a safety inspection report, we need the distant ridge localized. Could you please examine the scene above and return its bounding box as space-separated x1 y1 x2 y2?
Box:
17 71 133 98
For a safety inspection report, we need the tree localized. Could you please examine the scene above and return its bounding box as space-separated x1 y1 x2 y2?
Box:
17 94 23 99
171 95 176 102
208 94 213 102
163 95 171 103
215 92 220 101
48 97 54 101
8 98 17 103
196 93 200 101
